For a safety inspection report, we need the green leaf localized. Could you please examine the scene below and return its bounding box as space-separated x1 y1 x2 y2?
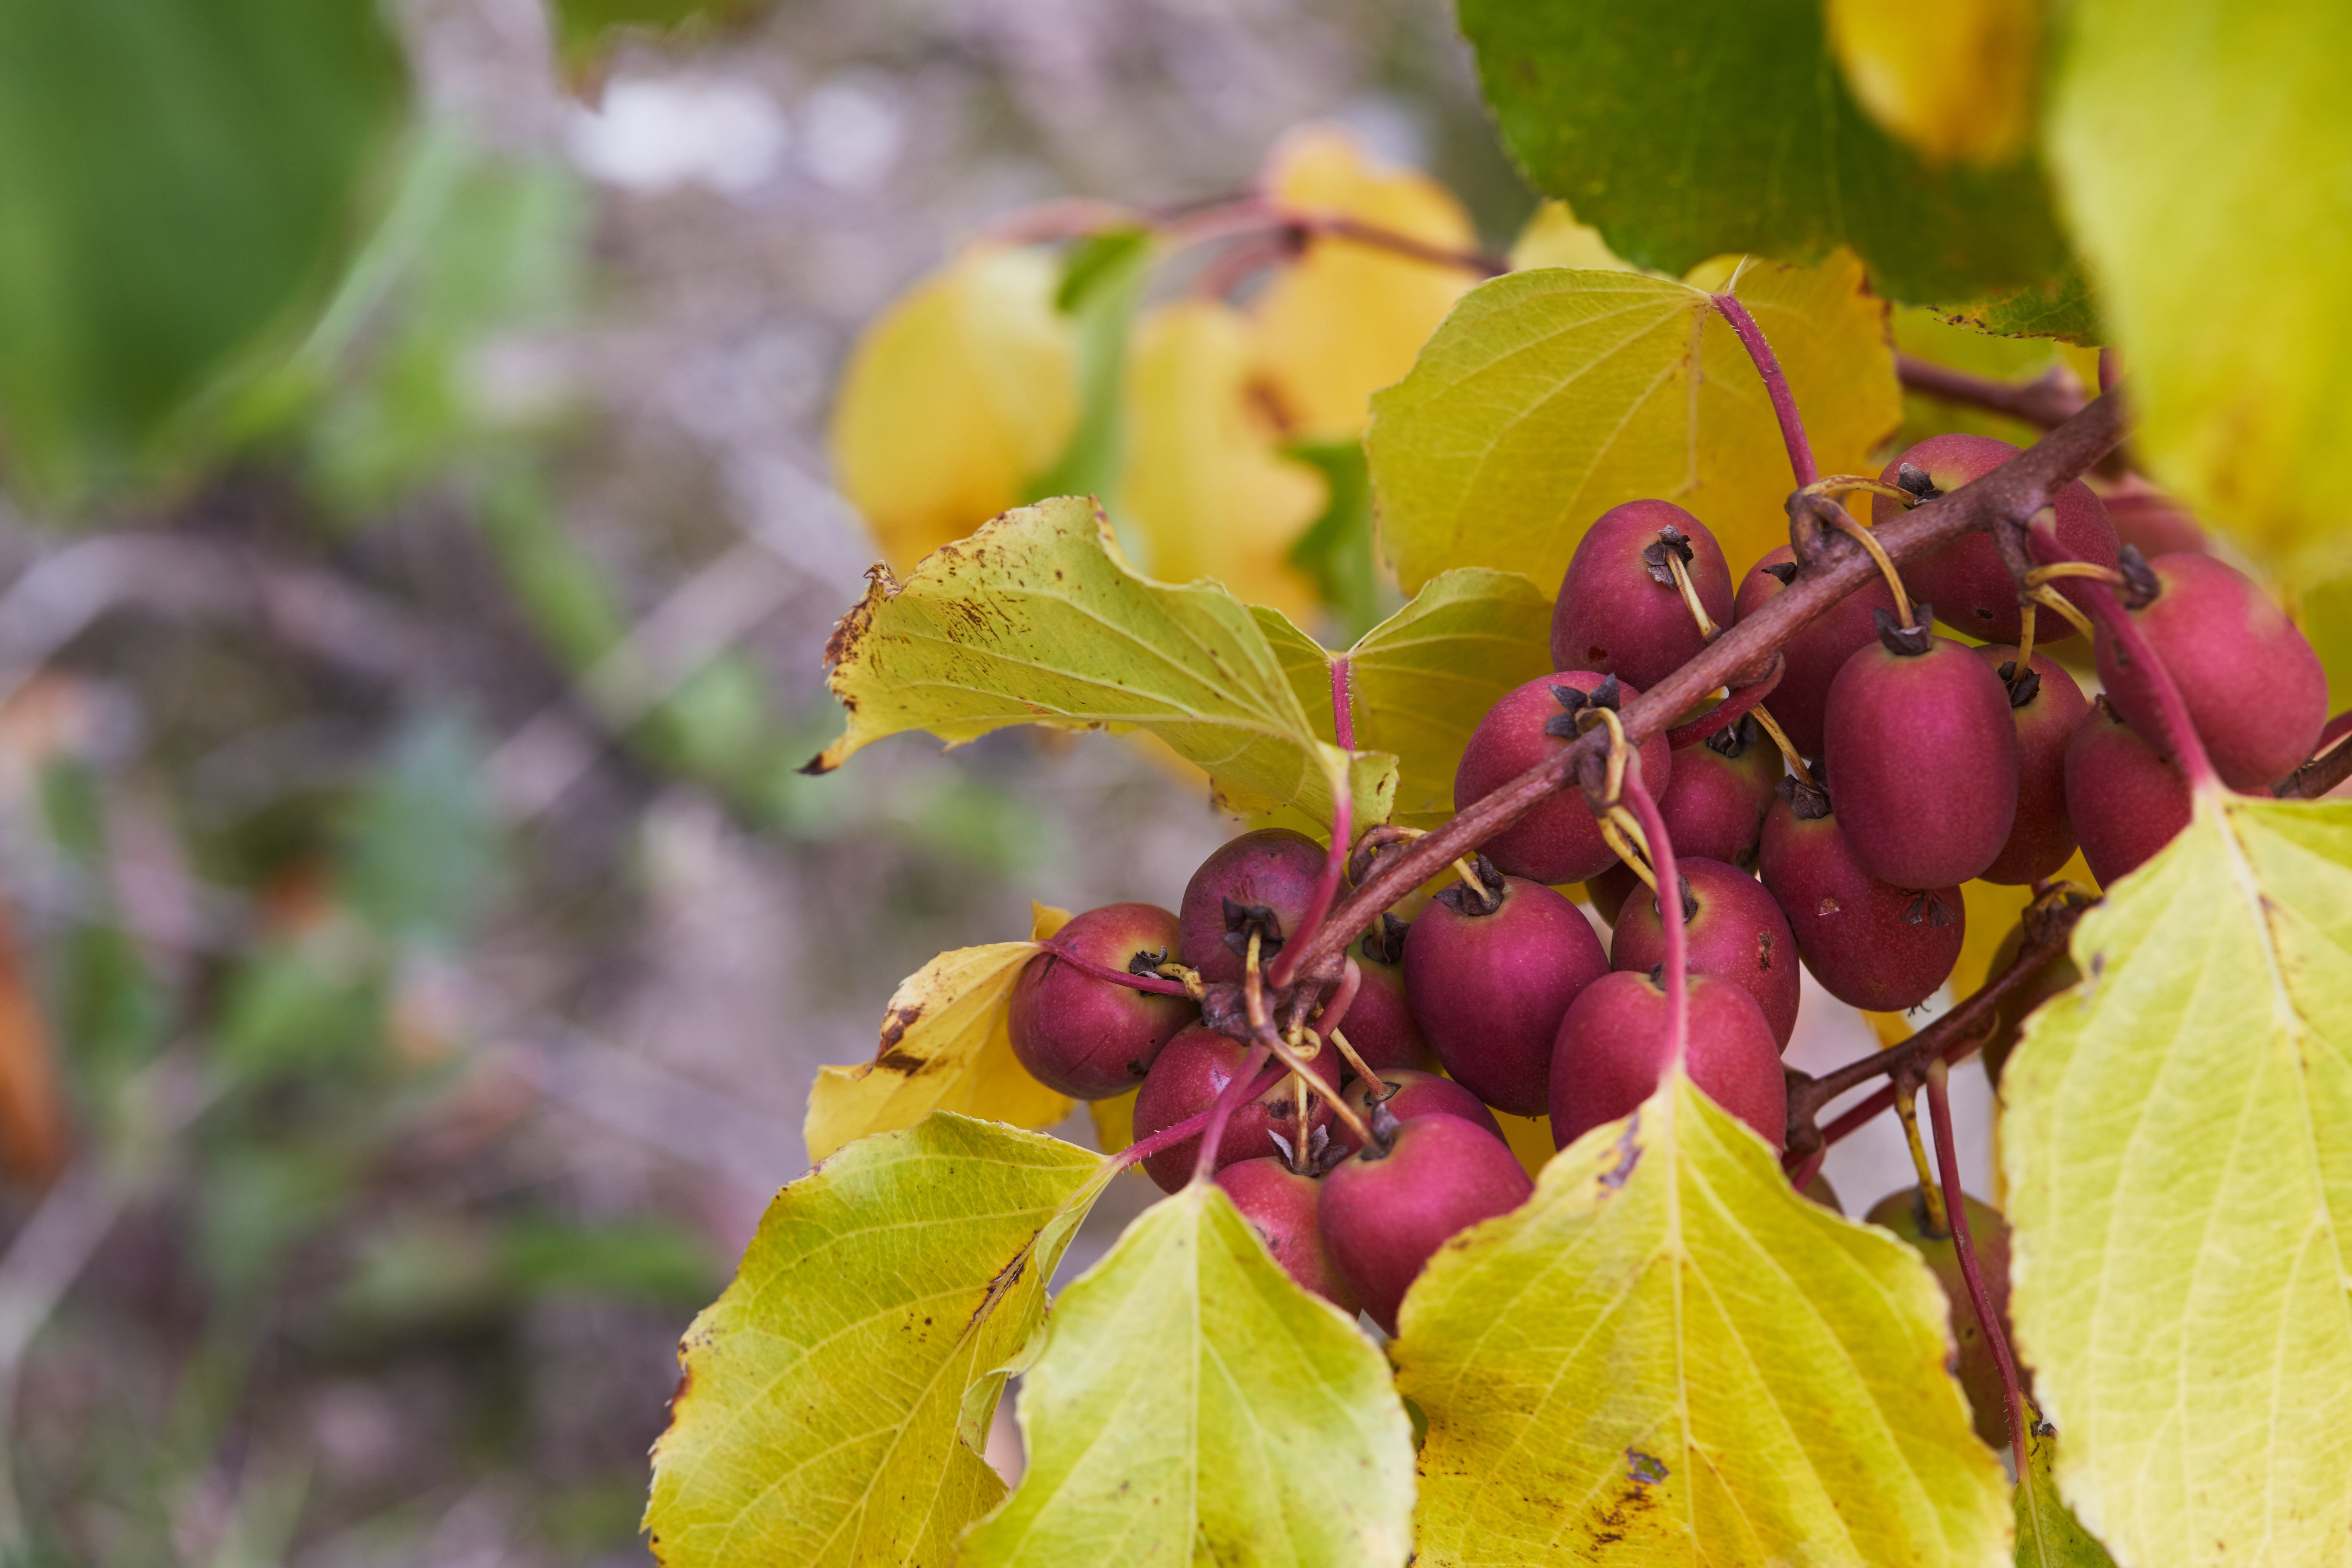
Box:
2015 1424 2118 1568
962 1181 1416 1567
1283 440 1392 645
1934 263 2104 346
1026 230 1153 518
2000 792 2352 1568
0 0 406 499
1370 254 1900 594
1456 0 2070 305
644 1115 1112 1568
1393 1071 2010 1566
336 712 496 945
1256 570 1557 829
550 0 763 75
807 495 1395 830
2046 0 2352 584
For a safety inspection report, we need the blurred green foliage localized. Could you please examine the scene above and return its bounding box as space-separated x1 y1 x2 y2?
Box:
0 0 406 500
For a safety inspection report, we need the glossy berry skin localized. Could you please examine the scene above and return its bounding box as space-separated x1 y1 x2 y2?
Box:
1130 1023 1332 1194
2095 551 2328 791
1008 903 1195 1099
1340 1068 1506 1145
1873 433 2119 644
1455 672 1673 884
1215 1158 1359 1314
1548 971 1786 1151
1971 645 2090 886
1733 546 1893 758
1609 858 1801 1051
1179 828 1326 987
2064 701 2192 886
1658 715 1781 867
1403 871 1611 1117
1759 790 1966 1012
1868 1187 2022 1450
1549 499 1736 692
1317 1112 1533 1333
1335 919 1436 1073
1822 629 2018 889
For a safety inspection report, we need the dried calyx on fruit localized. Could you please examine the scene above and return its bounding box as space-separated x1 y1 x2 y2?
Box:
1317 1112 1533 1335
1972 643 2089 885
1549 499 1735 691
1657 711 1784 867
1008 902 1196 1099
1734 545 1894 759
1608 858 1800 1050
1337 914 1434 1072
1455 671 1672 884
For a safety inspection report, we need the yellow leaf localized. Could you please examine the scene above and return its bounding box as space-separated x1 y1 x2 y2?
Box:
2001 791 2352 1568
1370 251 1901 594
1120 299 1327 622
804 940 1070 1164
2048 0 2352 586
1252 125 1480 442
645 1115 1111 1567
1826 0 2041 167
1395 1070 2010 1565
963 1181 1417 1566
1253 567 1557 828
1510 199 1634 273
829 245 1078 575
808 495 1395 830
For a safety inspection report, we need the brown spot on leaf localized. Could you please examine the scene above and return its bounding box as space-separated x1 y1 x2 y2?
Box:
1600 1114 1643 1191
968 1248 1029 1332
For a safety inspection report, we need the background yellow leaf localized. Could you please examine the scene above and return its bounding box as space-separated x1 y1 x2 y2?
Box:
1509 199 1635 273
1394 1071 2009 1566
1369 251 1900 594
1825 0 2041 167
2000 793 2352 1568
2047 0 2352 586
809 495 1395 830
1252 125 1480 442
803 939 1071 1164
645 1115 1109 1568
829 245 1079 575
1120 298 1326 621
963 1181 1416 1567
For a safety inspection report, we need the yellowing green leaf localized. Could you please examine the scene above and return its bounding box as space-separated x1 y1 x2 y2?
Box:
1120 298 1328 622
1254 569 1558 828
2000 793 2352 1568
962 1181 1416 1567
808 495 1395 830
1370 251 1900 594
1509 200 1635 273
2047 0 2352 585
1825 0 2041 167
644 1115 1110 1568
2015 1424 2119 1568
829 245 1078 575
803 900 1075 1163
1251 126 1481 443
1394 1071 2010 1566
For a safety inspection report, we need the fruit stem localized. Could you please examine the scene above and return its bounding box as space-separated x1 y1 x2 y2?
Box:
1279 392 2128 986
1266 770 1352 990
1599 812 1661 899
2013 600 2038 676
1325 1025 1378 1085
1895 352 2084 429
1748 704 1820 791
2024 583 2095 639
1820 501 1915 630
1619 759 1687 1066
1926 1057 2030 1481
1663 656 1782 750
1893 1085 1950 1237
2030 530 2221 792
1665 551 1722 639
1712 292 1818 488
1189 1039 1276 1181
1039 942 1194 997
1116 1061 1285 1174
1246 934 1375 1150
1801 475 1915 506
2021 561 2127 589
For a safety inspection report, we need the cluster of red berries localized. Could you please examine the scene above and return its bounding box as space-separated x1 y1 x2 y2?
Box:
1004 430 2333 1338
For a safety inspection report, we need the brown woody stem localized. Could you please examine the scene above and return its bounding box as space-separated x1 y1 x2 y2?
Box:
1896 353 2085 429
1283 391 2129 983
